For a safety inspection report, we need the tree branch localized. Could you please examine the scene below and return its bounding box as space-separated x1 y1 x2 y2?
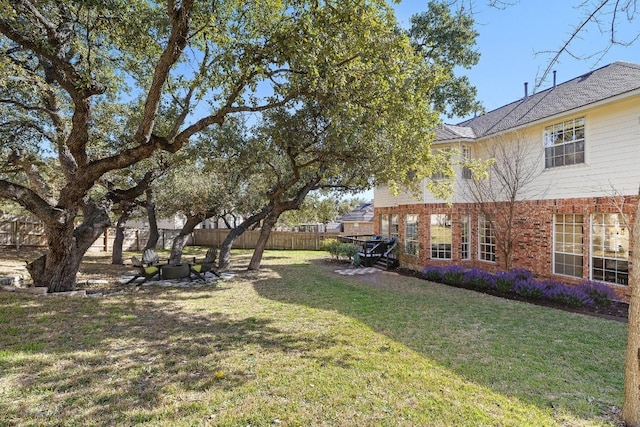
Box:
134 0 194 144
0 179 57 221
536 0 611 89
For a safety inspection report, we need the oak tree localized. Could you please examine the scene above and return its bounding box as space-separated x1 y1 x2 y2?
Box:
0 0 430 291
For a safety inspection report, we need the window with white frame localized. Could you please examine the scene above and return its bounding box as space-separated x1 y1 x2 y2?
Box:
461 214 470 260
431 149 453 180
462 146 473 179
430 214 452 259
380 213 400 240
553 214 584 278
591 213 629 285
478 215 496 262
404 214 419 256
380 214 390 238
390 214 399 240
544 117 585 168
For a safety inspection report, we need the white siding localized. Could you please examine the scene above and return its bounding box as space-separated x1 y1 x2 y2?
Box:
537 96 640 199
373 185 423 208
374 94 640 206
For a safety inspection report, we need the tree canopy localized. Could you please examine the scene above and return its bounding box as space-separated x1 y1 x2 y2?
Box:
0 0 479 291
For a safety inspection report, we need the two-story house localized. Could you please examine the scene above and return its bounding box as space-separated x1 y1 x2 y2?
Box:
374 61 640 298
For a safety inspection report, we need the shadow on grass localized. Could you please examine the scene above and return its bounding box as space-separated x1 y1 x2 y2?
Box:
0 251 627 425
0 288 337 426
251 259 626 424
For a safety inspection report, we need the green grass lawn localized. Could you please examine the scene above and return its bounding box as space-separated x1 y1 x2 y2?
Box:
0 250 626 426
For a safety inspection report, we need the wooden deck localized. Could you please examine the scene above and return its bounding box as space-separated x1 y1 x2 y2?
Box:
339 235 398 270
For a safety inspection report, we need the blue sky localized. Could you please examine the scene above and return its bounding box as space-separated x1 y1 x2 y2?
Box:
392 0 640 123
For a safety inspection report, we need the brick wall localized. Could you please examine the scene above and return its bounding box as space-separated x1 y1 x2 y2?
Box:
375 195 638 300
343 222 374 235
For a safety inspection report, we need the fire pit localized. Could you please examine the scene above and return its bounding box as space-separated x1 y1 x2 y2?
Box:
160 264 190 280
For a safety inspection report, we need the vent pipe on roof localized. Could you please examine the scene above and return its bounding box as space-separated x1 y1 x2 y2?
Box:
553 70 557 89
524 82 528 100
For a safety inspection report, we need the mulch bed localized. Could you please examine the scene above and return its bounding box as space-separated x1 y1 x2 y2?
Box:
394 267 629 322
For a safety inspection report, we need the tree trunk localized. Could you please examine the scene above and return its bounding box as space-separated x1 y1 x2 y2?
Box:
169 213 215 263
27 204 110 292
28 247 84 292
112 206 133 265
169 216 199 264
623 192 640 425
218 207 271 270
248 210 280 270
112 222 126 265
244 177 320 271
143 189 160 251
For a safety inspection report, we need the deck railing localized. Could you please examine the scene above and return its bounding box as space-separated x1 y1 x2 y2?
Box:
339 235 397 267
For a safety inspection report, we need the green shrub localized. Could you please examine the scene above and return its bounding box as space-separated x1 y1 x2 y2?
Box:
321 239 341 260
321 240 360 262
339 243 360 261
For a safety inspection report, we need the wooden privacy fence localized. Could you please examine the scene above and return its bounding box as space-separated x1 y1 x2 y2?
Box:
0 216 45 248
1 216 341 252
191 228 341 251
0 216 182 252
90 228 183 252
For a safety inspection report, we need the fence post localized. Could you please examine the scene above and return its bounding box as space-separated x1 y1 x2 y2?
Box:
14 220 19 250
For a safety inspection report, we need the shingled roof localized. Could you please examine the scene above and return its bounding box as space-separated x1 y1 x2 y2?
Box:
436 61 640 142
337 203 374 223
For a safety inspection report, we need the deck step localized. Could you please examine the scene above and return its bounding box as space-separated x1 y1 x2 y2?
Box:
372 256 398 271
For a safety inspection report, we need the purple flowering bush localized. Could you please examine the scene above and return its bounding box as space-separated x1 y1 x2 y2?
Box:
463 268 496 291
422 265 443 282
494 271 515 293
509 268 535 281
513 278 546 300
441 265 466 286
541 281 594 307
577 280 620 307
421 264 619 310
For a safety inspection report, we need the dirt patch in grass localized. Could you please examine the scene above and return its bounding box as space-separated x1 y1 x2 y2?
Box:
0 248 44 277
0 248 136 294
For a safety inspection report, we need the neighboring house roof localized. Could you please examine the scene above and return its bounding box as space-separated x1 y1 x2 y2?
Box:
436 124 476 140
324 222 343 231
436 61 640 142
337 203 374 223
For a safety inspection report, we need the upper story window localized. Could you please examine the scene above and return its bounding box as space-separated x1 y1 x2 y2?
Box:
544 117 585 168
431 149 453 180
461 146 473 179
